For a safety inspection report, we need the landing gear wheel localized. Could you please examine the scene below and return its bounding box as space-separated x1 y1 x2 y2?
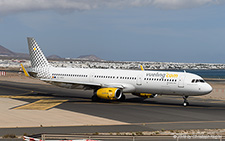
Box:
186 102 189 106
183 96 189 107
183 102 189 107
92 95 100 102
119 94 126 102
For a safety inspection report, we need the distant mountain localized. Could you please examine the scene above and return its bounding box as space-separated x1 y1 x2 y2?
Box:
77 55 103 61
48 55 61 59
0 45 29 59
0 45 59 59
0 45 16 56
14 53 30 58
0 44 103 61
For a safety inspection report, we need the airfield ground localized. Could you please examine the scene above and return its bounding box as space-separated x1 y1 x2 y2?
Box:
1 72 225 140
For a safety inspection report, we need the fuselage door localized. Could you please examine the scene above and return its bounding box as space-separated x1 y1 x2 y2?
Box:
89 73 95 82
136 75 142 85
178 75 185 88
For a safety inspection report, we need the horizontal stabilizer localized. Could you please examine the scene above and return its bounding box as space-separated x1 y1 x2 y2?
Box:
20 64 30 77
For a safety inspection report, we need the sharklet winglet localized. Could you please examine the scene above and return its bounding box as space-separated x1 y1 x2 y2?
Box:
140 65 145 71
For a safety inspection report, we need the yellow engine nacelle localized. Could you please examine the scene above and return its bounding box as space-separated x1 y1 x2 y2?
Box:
96 88 122 100
132 93 157 98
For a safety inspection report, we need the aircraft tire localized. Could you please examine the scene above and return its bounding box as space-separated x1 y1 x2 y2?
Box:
92 95 100 102
183 102 189 107
119 94 126 101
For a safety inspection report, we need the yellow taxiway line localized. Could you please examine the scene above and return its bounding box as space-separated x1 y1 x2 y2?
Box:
0 95 52 99
14 99 68 110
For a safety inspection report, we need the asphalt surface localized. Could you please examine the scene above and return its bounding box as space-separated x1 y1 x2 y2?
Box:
1 80 225 137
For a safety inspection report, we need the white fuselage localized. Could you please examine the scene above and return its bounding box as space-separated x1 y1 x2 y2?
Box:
49 67 212 96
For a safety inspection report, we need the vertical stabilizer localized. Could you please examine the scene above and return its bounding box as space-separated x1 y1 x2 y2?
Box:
27 37 50 68
27 37 51 78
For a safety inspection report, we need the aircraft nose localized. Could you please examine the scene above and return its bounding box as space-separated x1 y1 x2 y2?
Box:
204 83 213 94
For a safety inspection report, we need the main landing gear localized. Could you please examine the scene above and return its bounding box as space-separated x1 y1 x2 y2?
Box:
92 94 100 102
119 94 126 102
183 96 189 107
91 89 100 102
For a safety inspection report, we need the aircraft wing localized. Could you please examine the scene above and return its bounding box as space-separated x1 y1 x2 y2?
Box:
41 78 101 87
40 79 135 92
40 79 132 91
40 79 124 89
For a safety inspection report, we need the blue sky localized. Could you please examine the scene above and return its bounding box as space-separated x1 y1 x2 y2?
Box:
0 0 225 63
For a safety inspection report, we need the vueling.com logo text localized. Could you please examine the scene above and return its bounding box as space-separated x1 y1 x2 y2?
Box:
166 73 178 78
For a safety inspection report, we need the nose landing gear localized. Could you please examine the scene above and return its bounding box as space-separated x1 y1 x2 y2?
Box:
183 96 189 107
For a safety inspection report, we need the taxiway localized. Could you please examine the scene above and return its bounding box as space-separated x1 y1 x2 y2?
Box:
0 80 225 136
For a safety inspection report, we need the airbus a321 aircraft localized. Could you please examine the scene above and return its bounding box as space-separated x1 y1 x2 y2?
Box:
23 37 212 107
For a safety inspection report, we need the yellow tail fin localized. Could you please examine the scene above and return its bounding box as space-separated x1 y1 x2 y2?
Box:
20 64 30 77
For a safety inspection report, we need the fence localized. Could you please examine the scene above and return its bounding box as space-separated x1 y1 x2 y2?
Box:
0 71 6 76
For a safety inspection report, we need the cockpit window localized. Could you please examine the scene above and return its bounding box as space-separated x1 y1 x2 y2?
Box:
191 79 205 83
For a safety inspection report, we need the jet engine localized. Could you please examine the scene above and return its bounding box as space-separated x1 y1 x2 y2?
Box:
132 93 157 98
96 88 123 100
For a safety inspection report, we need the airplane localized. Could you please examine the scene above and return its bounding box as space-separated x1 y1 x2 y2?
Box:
23 37 213 107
